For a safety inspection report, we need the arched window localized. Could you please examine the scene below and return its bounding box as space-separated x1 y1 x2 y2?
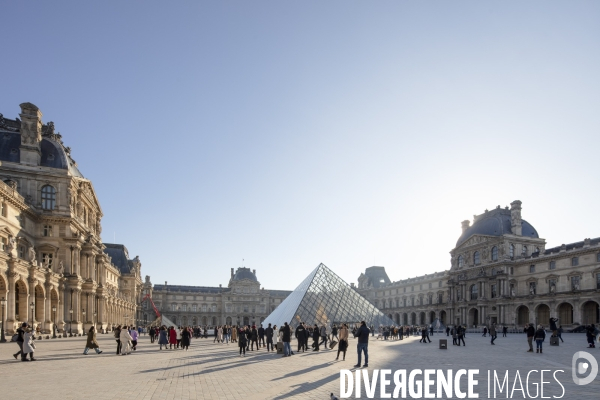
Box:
470 284 478 300
41 185 56 210
522 245 528 256
491 246 498 261
458 255 465 268
509 244 515 258
474 251 480 265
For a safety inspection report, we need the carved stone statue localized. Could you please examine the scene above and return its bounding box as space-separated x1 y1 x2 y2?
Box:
529 283 536 295
550 282 556 293
28 246 36 264
510 285 515 297
58 260 64 274
6 236 15 254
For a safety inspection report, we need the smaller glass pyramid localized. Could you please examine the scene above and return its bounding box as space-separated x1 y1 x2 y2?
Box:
263 263 395 329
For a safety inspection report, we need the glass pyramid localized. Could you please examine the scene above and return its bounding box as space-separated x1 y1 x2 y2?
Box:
263 263 395 329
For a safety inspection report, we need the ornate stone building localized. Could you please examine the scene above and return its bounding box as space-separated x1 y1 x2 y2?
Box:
143 267 291 327
358 200 600 329
0 103 143 334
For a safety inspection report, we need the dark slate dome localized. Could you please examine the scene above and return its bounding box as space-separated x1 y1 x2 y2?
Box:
232 267 257 282
456 208 539 247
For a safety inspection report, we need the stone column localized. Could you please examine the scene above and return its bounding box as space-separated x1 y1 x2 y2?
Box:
6 272 16 324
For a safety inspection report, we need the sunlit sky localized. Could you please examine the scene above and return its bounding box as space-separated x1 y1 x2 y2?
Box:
1 2 599 290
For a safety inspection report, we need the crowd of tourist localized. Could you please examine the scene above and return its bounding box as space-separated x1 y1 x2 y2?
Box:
5 318 600 363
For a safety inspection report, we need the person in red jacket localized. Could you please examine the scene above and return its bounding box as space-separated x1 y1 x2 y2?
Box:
168 326 177 349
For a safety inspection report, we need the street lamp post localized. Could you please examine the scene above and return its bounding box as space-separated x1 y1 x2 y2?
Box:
69 309 73 336
0 297 6 343
52 306 57 338
82 309 86 331
30 302 34 330
93 312 97 328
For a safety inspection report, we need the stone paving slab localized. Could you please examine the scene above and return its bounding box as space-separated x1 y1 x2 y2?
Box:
0 333 599 399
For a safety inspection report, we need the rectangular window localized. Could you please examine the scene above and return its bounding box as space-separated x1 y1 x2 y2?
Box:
182 304 187 311
549 279 556 293
202 305 207 312
1 237 6 251
438 293 443 303
491 284 497 298
571 276 580 290
572 257 579 266
529 265 535 273
549 261 556 270
43 225 53 237
597 274 600 290
18 246 24 258
42 253 53 268
192 305 197 312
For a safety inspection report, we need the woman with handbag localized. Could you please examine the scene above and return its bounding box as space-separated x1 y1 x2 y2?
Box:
336 324 349 361
84 326 103 355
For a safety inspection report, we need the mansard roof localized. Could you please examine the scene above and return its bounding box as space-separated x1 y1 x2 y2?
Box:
103 243 133 274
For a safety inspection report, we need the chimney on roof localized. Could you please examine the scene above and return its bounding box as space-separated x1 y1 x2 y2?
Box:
165 281 167 286
461 220 470 233
510 200 522 236
219 284 222 288
253 269 256 276
231 268 234 278
350 282 355 288
19 102 43 166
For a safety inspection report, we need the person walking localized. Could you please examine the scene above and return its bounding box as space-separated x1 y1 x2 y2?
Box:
13 322 27 361
130 326 139 351
149 326 156 343
457 325 466 346
420 326 431 343
451 326 457 346
176 326 183 348
158 326 168 350
22 326 36 361
336 324 349 361
84 326 103 355
525 323 535 352
490 323 497 345
557 325 564 342
265 323 274 352
353 321 370 368
217 326 224 345
502 326 508 337
319 325 329 349
482 327 488 337
213 326 219 343
120 325 133 355
446 326 450 337
231 325 238 343
331 324 339 342
534 325 546 353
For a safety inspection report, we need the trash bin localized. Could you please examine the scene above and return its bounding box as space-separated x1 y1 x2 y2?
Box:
439 339 447 349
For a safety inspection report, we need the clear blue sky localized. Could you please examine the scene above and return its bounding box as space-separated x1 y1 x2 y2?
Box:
1 2 599 290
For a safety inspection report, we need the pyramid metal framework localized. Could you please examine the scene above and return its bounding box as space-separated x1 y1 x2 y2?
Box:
263 263 395 329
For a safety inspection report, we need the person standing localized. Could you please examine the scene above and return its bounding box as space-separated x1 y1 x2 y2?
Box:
457 325 466 346
490 323 497 345
158 326 168 350
336 324 349 361
534 325 546 353
250 325 259 350
169 326 177 349
258 324 265 348
549 317 559 337
238 327 247 357
312 324 320 351
265 323 274 351
231 325 238 343
429 325 434 337
120 325 133 355
557 325 564 343
482 327 488 337
114 325 122 355
281 322 292 357
84 326 103 355
525 323 535 352
213 326 219 343
217 326 224 345
446 326 450 337
502 326 508 337
181 326 191 351
451 326 457 346
295 322 306 352
319 325 329 349
353 321 370 368
149 326 156 343
331 324 339 342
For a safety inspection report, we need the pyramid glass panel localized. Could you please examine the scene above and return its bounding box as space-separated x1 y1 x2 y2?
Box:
263 263 395 329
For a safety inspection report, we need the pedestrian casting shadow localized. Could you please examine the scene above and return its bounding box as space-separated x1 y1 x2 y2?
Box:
271 361 334 381
271 372 340 400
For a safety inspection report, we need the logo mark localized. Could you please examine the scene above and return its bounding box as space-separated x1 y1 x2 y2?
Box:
572 351 598 385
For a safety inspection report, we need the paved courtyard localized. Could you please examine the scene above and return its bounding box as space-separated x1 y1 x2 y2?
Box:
0 332 598 399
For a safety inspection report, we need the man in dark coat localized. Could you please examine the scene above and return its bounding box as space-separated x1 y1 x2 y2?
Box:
525 323 535 352
265 323 274 352
295 323 306 352
250 325 259 350
258 324 265 348
281 322 292 356
353 321 370 368
312 324 320 351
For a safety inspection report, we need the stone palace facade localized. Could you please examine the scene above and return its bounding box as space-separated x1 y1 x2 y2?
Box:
0 103 143 334
143 268 291 327
358 201 600 329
